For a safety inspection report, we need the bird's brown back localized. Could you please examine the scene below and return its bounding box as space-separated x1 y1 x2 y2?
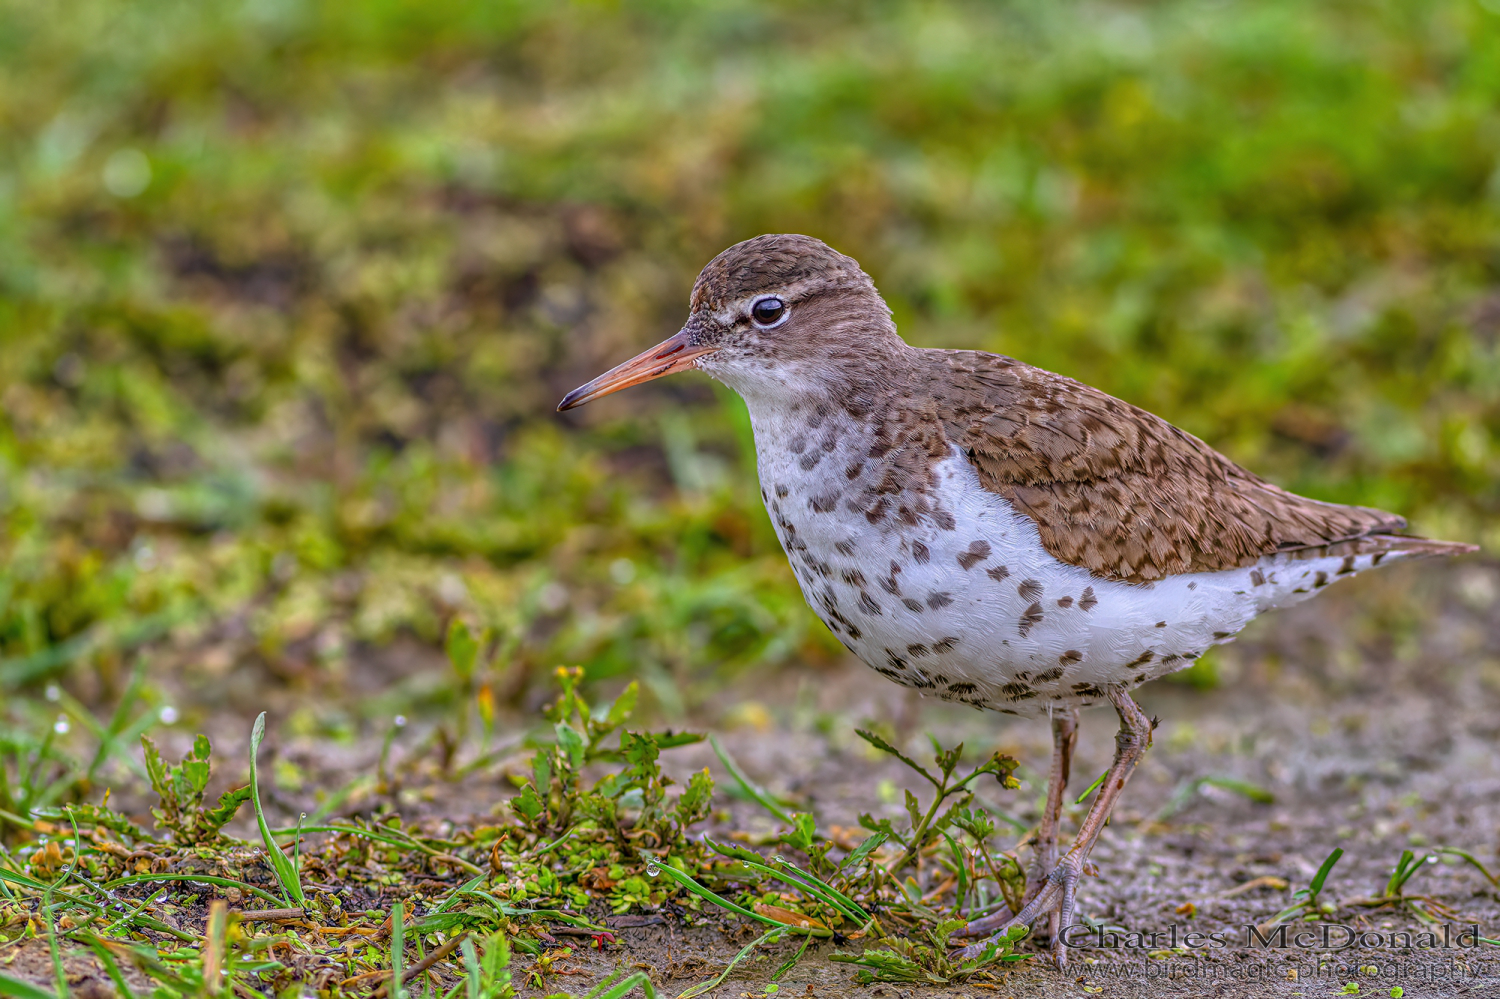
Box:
921 350 1414 583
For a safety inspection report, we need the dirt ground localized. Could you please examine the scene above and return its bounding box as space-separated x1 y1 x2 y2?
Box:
551 556 1500 998
9 557 1499 998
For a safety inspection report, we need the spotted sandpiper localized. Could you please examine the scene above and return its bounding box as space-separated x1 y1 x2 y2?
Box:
558 233 1477 964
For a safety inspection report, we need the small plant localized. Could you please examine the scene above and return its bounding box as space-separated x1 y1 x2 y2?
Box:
831 920 1028 984
1258 847 1344 931
248 712 304 909
140 733 251 845
852 730 1019 874
508 667 713 850
459 932 517 999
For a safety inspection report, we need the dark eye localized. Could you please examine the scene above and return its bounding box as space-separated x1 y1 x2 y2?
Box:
750 296 787 326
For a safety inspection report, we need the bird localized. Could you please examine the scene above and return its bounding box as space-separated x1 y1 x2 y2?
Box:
557 233 1477 964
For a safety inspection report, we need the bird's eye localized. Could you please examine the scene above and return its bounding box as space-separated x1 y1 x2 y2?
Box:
750 296 787 327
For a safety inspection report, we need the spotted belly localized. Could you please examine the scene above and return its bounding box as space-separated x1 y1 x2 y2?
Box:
760 448 1408 718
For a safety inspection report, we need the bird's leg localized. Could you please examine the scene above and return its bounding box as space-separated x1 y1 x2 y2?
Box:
1027 705 1078 943
953 689 1155 967
956 705 1078 939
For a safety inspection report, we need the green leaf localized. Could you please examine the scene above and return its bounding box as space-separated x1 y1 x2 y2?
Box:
1309 847 1344 897
203 784 253 832
248 712 304 908
602 681 639 731
513 785 545 824
674 768 714 829
446 620 483 681
555 721 586 771
839 832 888 873
904 789 923 832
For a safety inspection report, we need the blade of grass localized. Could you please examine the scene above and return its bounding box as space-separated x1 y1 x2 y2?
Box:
709 735 793 824
248 713 304 909
678 926 787 999
704 841 867 926
1074 768 1108 806
646 860 828 935
102 873 286 908
390 901 408 999
1435 847 1500 889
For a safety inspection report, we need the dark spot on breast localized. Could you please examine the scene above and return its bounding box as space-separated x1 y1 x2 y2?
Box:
844 462 863 480
1212 631 1232 639
926 591 953 610
986 564 1010 583
789 435 807 454
1058 650 1083 666
1337 555 1356 575
858 591 882 615
842 568 866 588
1155 621 1167 628
897 505 920 526
821 434 837 452
1033 666 1065 683
1071 683 1104 696
932 636 959 654
835 540 856 556
1018 602 1044 637
1018 579 1043 602
1000 708 1019 716
1313 571 1329 588
1372 552 1386 566
810 493 839 513
799 451 823 471
912 541 930 564
957 539 992 571
880 560 903 595
1056 596 1074 609
1002 684 1038 701
902 598 923 612
946 682 978 695
1160 654 1182 666
775 484 789 498
846 624 862 639
863 496 888 523
884 649 907 670
933 509 956 531
1078 586 1097 611
1249 569 1266 587
1187 582 1197 590
760 487 767 501
1126 650 1155 668
907 643 930 658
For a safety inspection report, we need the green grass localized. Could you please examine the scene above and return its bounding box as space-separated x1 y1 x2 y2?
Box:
1 0 1497 727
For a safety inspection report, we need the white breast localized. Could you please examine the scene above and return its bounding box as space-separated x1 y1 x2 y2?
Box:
750 410 1404 718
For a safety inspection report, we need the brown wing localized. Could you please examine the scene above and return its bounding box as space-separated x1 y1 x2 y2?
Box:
930 351 1408 583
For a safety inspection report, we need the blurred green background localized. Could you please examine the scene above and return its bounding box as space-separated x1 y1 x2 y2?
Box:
3 0 1498 731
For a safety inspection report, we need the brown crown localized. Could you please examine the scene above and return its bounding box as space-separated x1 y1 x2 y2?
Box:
690 234 875 313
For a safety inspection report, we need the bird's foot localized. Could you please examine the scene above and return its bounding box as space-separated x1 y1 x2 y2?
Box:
952 853 1093 967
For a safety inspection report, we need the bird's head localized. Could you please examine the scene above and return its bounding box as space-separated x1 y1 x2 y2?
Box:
557 233 902 411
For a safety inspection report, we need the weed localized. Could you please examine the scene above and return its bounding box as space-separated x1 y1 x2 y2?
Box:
1258 847 1345 932
140 733 251 845
852 730 1019 875
248 712 305 909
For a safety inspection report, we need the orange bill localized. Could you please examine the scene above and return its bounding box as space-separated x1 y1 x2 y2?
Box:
557 327 716 411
